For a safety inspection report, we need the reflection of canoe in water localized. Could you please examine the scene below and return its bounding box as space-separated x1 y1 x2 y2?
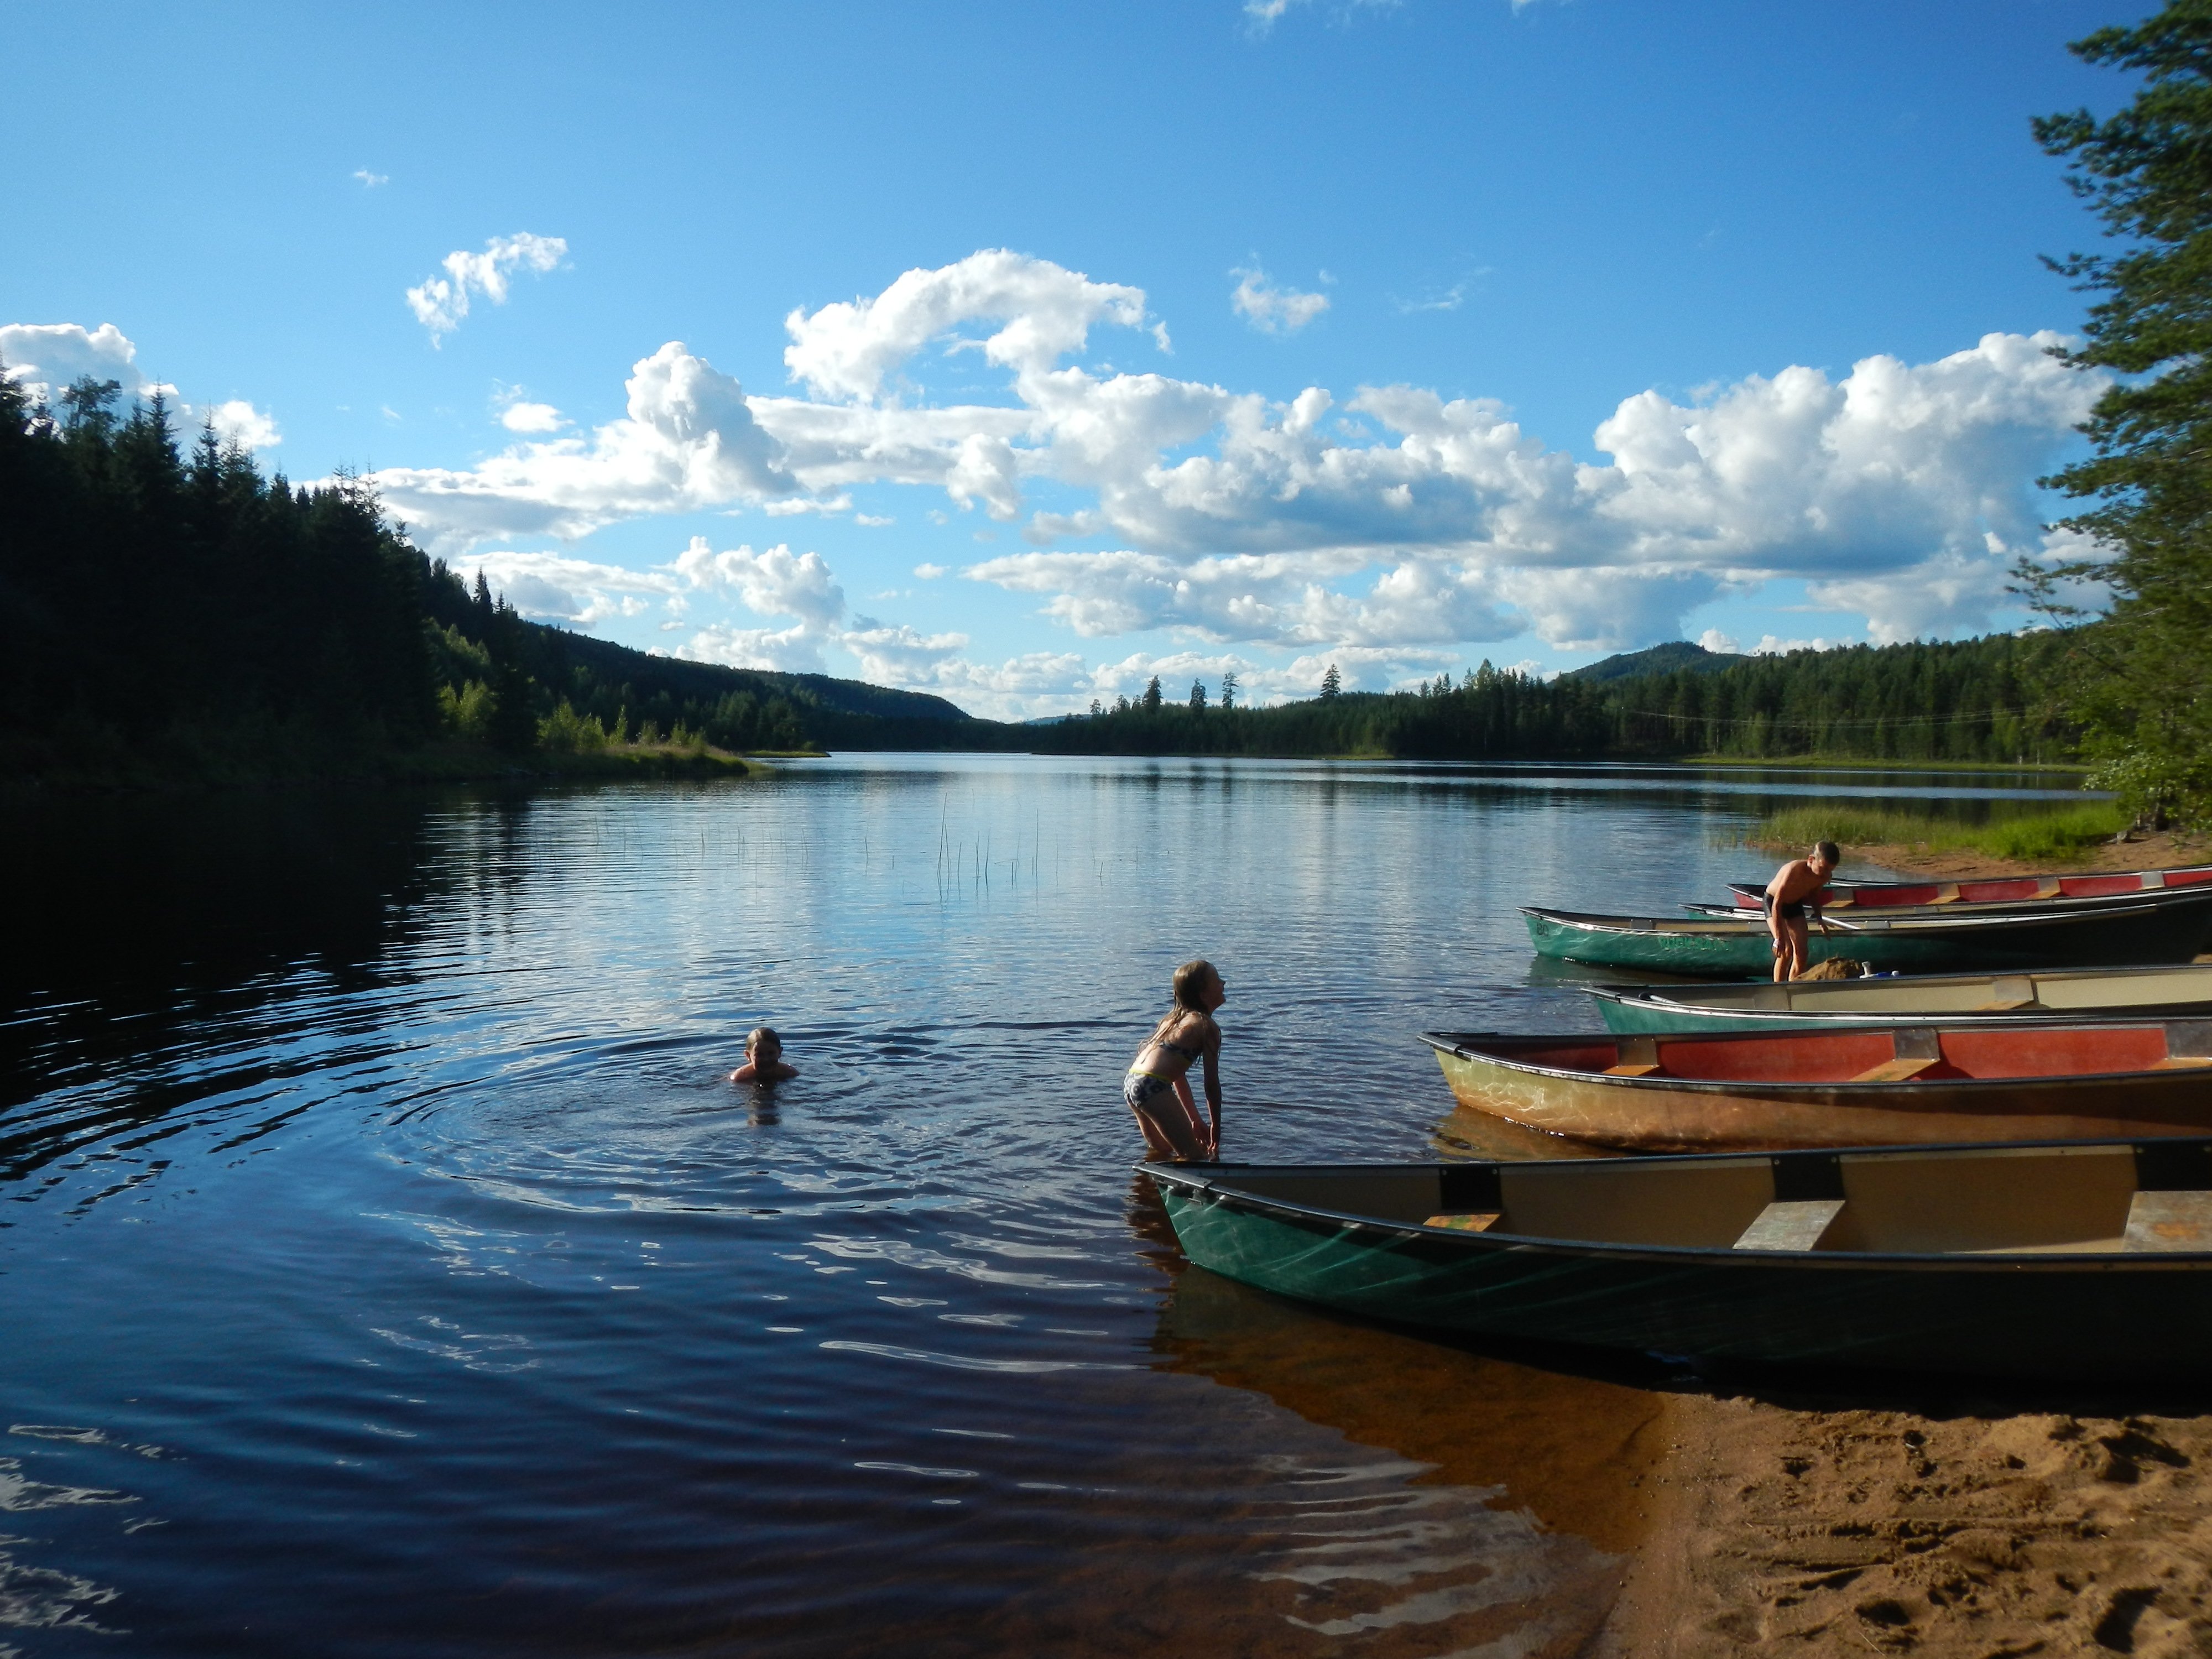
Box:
1588 962 2212 1035
1151 1238 1666 1556
1720 864 2212 913
1147 1140 2212 1379
1420 1023 2212 1152
1522 898 2212 977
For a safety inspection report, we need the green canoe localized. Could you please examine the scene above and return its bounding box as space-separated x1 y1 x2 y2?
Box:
1591 962 2212 1035
1147 1139 2212 1380
1524 894 2212 977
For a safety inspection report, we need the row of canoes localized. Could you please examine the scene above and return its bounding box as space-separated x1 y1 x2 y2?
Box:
1148 857 2212 1380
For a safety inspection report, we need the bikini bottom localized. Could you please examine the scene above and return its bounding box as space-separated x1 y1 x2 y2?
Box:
1124 1070 1178 1111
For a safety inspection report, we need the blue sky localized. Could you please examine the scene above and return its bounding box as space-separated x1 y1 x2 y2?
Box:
1 0 2145 716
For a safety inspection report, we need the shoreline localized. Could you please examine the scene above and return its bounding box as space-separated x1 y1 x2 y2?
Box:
1748 827 2205 881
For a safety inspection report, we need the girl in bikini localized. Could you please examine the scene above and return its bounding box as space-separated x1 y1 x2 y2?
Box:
1124 959 1225 1161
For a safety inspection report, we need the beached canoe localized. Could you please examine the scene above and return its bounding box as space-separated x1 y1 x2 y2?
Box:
1719 863 2212 913
1420 1022 2212 1152
1522 898 2211 977
1590 963 2212 1035
1681 881 2212 921
1146 1139 2212 1380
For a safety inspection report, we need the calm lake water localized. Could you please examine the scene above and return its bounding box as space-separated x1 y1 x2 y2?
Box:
1 755 2089 1657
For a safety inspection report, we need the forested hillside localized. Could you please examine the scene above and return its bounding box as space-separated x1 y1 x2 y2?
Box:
1034 634 2077 765
0 371 1008 782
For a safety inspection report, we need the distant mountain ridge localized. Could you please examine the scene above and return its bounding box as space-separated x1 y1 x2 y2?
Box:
545 629 976 723
1564 640 1746 682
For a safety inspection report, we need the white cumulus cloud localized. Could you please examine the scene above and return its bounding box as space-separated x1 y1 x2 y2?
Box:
1230 267 1329 335
370 342 795 546
405 232 567 344
351 249 2106 686
499 400 566 434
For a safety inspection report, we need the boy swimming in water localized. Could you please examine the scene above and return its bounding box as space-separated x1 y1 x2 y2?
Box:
729 1026 799 1084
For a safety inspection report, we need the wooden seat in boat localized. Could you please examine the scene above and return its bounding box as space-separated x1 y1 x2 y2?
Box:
1603 1036 1664 1078
1733 1198 1845 1250
2125 1191 2212 1251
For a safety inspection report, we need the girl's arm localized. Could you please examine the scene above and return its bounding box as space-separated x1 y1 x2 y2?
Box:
1200 1024 1222 1155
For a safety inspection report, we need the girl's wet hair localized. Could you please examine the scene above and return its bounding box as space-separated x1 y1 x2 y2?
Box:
1170 959 1217 1013
747 1025 781 1055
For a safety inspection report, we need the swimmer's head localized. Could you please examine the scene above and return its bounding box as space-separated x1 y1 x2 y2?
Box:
747 1026 782 1061
1812 841 1840 872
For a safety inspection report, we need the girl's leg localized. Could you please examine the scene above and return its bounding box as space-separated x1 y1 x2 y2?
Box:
1130 1100 1207 1159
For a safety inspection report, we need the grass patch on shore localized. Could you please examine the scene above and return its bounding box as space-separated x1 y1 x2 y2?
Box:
1686 754 2088 775
1747 801 2131 864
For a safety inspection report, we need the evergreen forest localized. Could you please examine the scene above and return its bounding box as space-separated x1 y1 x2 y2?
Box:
0 371 1000 785
1030 636 2075 766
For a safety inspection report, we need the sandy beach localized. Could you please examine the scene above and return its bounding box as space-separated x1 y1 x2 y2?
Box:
1597 1385 2212 1656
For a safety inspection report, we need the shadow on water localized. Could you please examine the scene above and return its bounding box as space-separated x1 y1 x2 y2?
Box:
0 787 453 1188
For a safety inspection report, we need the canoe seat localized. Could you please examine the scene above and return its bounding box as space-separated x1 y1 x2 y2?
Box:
1931 883 1961 904
2124 1191 2212 1251
1602 1062 1664 1077
1975 976 2038 1012
1424 1212 1501 1233
2034 880 2063 900
1850 1057 1940 1083
2152 1056 2212 1070
1734 1198 1845 1251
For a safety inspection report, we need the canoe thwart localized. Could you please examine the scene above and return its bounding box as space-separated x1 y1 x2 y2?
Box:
1975 975 2040 1012
1424 1212 1501 1233
1853 1057 1942 1083
2124 1191 2212 1251
2167 1018 2212 1060
1734 1198 1846 1251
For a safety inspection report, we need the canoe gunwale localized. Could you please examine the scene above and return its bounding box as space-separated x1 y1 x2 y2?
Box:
1418 1027 2212 1095
1524 901 2176 938
1144 1150 2212 1270
1682 886 2212 921
1581 981 2212 1032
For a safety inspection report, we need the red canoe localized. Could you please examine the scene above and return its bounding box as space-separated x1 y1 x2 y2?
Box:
1724 863 2212 914
1421 1019 2212 1152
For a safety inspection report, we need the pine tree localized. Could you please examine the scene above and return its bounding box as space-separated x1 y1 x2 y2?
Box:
2021 1 2212 821
1142 675 1162 709
1320 663 1342 700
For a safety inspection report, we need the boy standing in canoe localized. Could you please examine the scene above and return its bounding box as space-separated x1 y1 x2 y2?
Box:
1765 842 1840 981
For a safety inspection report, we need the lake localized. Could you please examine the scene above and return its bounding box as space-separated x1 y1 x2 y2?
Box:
0 754 2090 1656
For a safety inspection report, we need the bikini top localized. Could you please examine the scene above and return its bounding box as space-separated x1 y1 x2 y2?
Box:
1143 1020 1209 1063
